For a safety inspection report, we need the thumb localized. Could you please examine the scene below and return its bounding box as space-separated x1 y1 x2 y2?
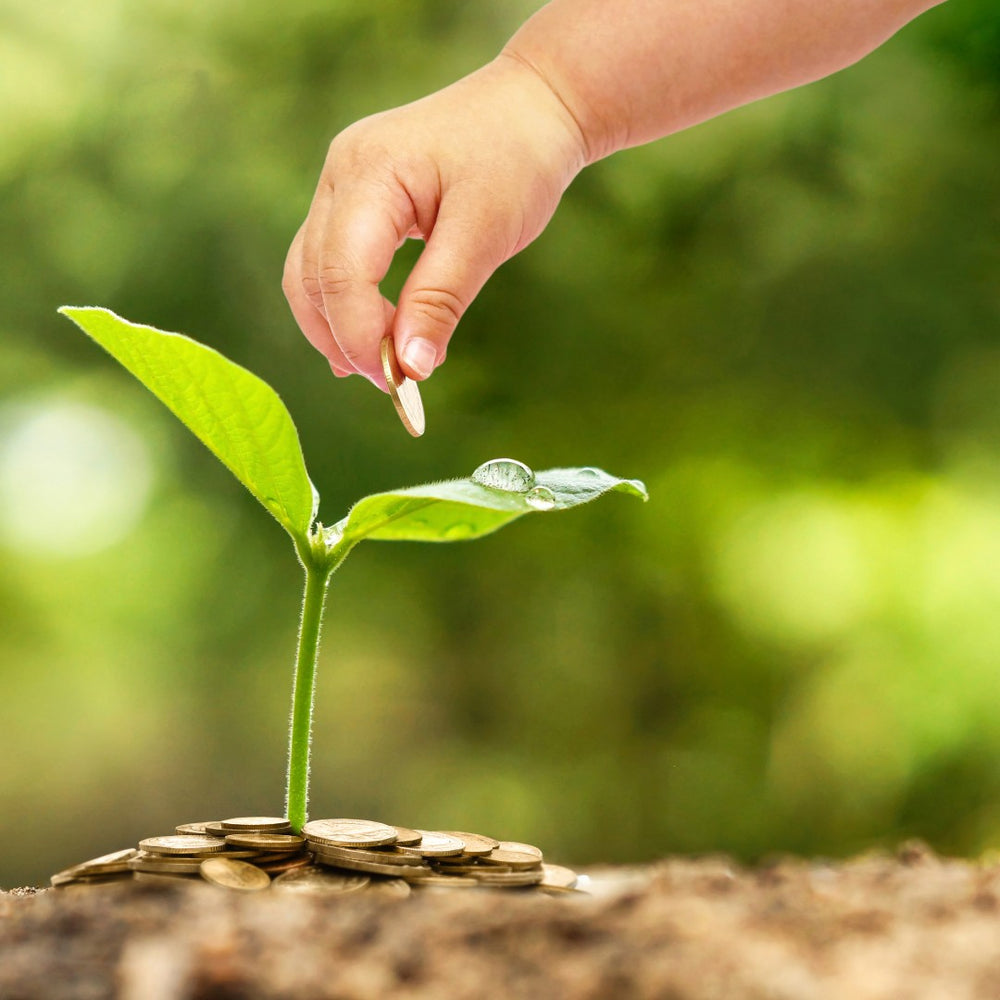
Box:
393 202 507 381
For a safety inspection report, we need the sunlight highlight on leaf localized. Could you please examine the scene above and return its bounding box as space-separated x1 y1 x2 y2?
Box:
60 307 317 540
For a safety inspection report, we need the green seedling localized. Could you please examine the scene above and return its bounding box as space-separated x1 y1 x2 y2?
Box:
59 307 648 831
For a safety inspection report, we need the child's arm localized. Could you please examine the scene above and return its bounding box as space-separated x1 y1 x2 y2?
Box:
283 0 945 389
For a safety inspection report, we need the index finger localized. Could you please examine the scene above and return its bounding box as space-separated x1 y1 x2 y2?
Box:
301 181 415 387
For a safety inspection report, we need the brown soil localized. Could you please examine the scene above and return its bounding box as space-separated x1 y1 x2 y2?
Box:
4 842 1000 999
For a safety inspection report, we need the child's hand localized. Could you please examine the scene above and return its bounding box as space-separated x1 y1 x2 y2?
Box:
284 0 944 390
282 54 588 389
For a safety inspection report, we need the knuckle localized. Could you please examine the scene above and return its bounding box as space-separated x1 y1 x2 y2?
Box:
407 286 466 331
317 258 358 296
299 272 326 311
299 257 358 310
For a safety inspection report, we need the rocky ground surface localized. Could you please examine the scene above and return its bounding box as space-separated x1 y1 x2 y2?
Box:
4 843 1000 999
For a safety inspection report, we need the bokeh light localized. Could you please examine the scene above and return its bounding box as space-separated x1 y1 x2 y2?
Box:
0 397 154 557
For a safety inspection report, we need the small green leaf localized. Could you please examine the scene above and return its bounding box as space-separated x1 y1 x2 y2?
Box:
331 463 647 551
60 306 317 539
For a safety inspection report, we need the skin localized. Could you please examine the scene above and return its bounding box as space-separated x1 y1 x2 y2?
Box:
283 0 947 391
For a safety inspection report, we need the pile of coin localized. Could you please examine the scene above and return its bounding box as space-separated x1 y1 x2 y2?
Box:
49 816 583 897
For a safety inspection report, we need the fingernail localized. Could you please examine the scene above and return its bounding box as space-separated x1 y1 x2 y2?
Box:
401 337 438 380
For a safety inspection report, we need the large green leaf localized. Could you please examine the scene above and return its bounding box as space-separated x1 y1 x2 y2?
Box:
330 462 647 551
60 306 317 539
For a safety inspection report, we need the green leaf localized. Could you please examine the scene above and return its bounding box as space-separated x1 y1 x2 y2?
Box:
60 306 317 539
330 462 647 551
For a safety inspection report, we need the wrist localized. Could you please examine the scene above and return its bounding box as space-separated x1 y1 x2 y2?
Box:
490 47 600 171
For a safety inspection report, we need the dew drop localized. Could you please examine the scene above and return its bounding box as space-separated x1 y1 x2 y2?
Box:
578 467 602 479
525 486 557 511
471 458 535 493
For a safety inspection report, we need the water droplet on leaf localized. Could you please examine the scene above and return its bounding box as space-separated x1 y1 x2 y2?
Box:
471 458 535 493
525 486 557 511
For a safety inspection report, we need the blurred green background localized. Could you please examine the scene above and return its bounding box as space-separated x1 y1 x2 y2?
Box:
2 0 999 888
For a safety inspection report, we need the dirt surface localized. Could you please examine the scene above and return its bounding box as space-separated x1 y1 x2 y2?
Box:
4 842 1000 999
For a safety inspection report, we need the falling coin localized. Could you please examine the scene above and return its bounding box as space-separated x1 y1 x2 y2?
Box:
380 335 425 437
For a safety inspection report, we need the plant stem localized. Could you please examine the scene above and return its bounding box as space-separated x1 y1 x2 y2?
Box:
284 557 333 832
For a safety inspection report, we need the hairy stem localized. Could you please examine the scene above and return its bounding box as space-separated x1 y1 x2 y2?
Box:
285 558 333 832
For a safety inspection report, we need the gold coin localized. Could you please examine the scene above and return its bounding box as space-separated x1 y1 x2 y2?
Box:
246 850 304 864
313 853 433 879
199 857 271 891
392 826 423 846
481 849 543 871
132 852 209 866
223 833 305 852
203 822 231 837
138 835 228 856
311 843 425 867
303 818 398 848
497 841 543 860
175 821 218 836
71 848 138 876
219 816 293 833
271 865 370 894
50 870 129 888
440 832 499 857
256 854 313 875
398 831 465 858
472 868 544 887
539 863 578 890
430 861 508 875
380 335 425 437
129 857 204 875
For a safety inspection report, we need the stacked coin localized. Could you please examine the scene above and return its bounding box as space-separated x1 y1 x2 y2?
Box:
50 816 582 896
50 817 311 892
302 820 579 894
